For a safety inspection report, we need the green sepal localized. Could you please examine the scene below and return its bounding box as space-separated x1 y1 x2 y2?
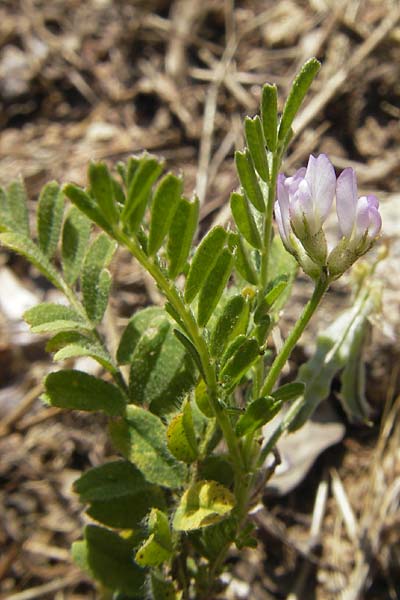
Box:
109 405 187 489
173 480 235 531
148 173 182 255
244 115 269 181
61 206 92 286
261 84 278 152
44 369 126 416
210 294 249 358
235 396 281 437
88 161 120 225
235 150 265 213
72 525 145 597
197 248 233 327
230 192 262 249
184 226 227 303
166 398 198 463
167 196 199 278
81 233 116 323
37 182 64 259
278 58 321 143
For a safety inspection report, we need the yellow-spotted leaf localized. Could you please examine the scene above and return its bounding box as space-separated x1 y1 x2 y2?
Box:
173 480 235 531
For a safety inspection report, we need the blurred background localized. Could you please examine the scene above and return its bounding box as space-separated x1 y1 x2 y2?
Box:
0 1 399 598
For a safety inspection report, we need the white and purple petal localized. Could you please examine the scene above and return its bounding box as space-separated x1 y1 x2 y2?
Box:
336 168 358 238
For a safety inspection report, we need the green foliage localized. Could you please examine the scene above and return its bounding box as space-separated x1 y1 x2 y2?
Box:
148 173 182 255
121 154 163 232
81 233 116 323
184 226 227 303
244 116 269 181
173 480 235 531
261 84 278 153
74 461 164 529
167 195 199 278
210 294 249 358
197 248 233 327
5 178 30 235
24 303 87 333
135 508 173 567
72 525 145 597
118 307 196 416
166 399 198 463
278 57 320 143
44 370 126 416
110 405 187 488
37 182 64 259
234 150 265 212
235 396 281 437
61 206 92 285
230 192 262 249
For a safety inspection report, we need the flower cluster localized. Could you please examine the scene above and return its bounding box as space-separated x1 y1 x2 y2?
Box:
275 154 382 279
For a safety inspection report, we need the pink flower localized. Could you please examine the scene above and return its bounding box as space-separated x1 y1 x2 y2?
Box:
336 168 382 250
275 155 382 280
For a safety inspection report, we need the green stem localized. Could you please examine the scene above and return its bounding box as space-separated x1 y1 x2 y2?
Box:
114 230 245 473
260 274 329 398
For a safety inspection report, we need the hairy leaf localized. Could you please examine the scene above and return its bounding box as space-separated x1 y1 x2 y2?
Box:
88 161 120 224
81 233 116 323
110 405 187 489
135 508 172 567
167 196 199 278
37 182 64 258
173 480 235 531
121 155 163 232
230 192 262 249
210 294 249 358
278 58 320 142
244 116 269 181
63 183 112 234
261 84 278 152
220 337 260 389
44 370 126 416
6 178 30 236
235 150 265 212
24 303 87 334
184 226 227 303
72 525 145 597
0 233 64 291
235 396 281 437
148 173 182 255
197 248 233 327
61 206 92 286
166 399 198 463
228 232 258 285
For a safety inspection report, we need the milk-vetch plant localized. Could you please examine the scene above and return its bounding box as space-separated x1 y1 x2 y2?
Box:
0 59 382 599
